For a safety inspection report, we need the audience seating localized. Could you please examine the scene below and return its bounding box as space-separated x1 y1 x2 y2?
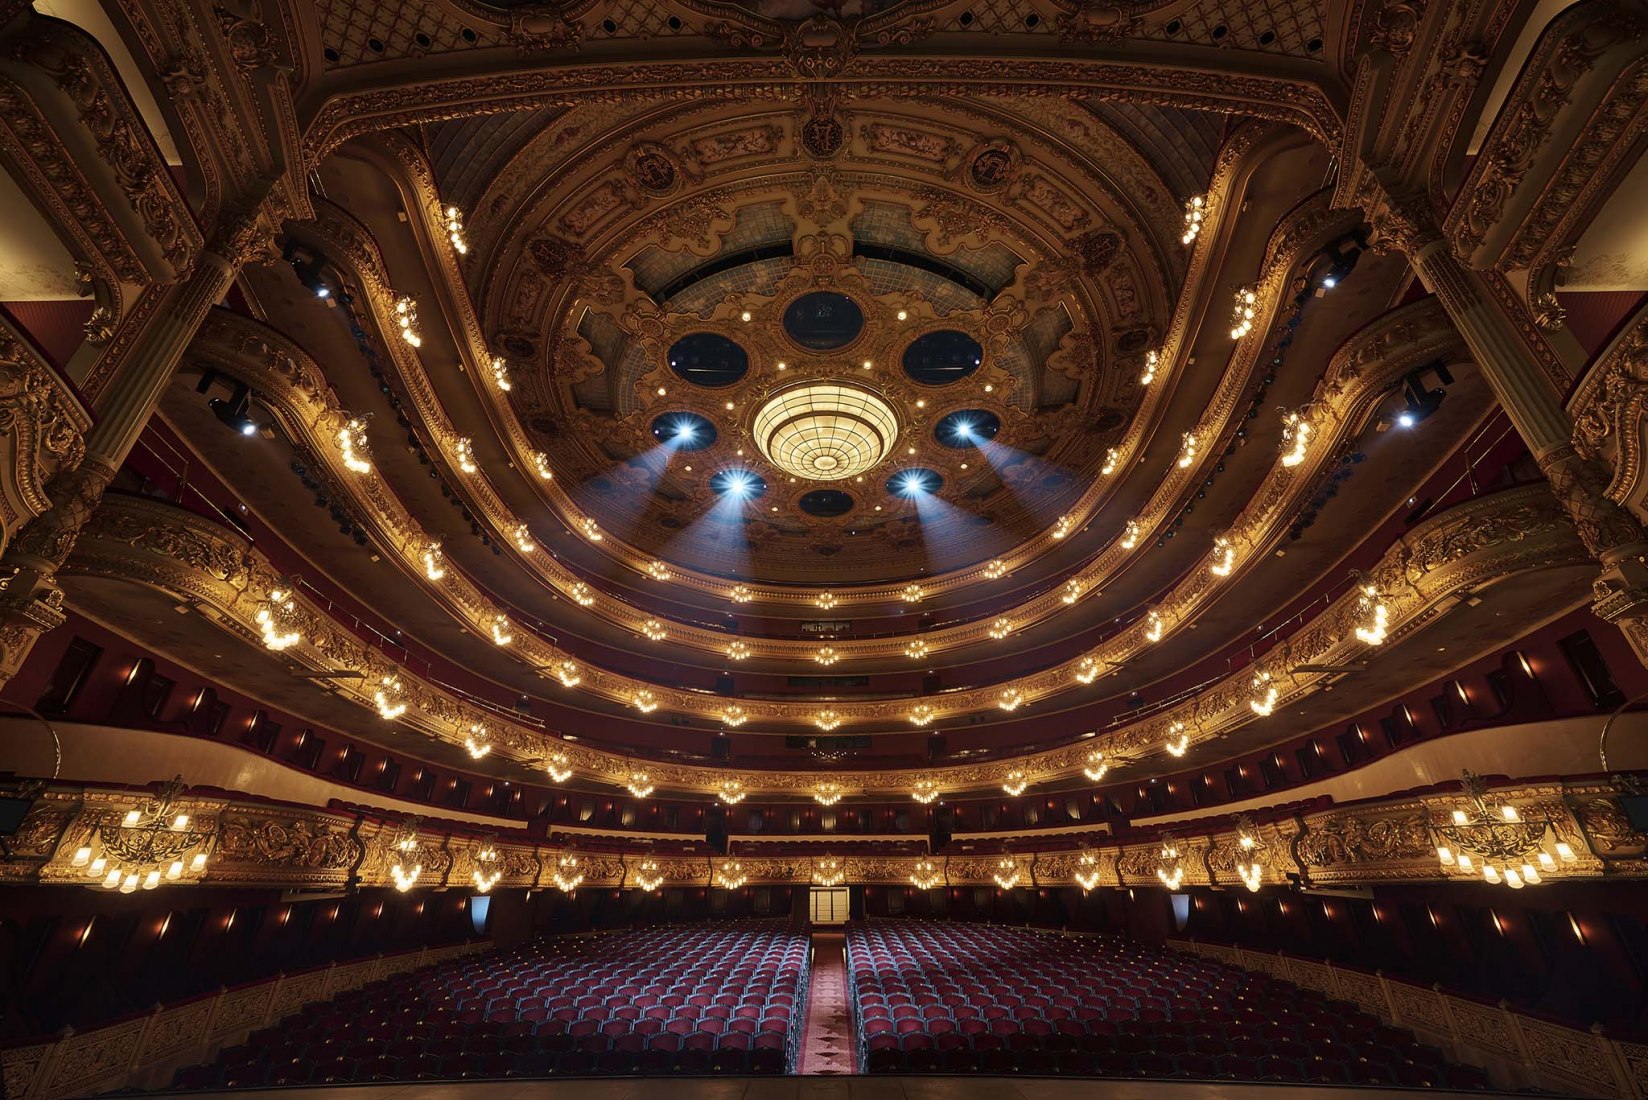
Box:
846 920 1490 1088
168 921 808 1087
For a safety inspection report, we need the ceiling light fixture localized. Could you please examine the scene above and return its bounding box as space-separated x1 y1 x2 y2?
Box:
633 857 664 893
1076 851 1103 893
338 417 372 474
1178 432 1199 468
1210 535 1236 577
422 542 446 581
454 437 477 474
394 296 422 347
1355 584 1390 645
1181 195 1206 245
1164 720 1189 756
1281 410 1311 467
256 588 302 651
445 206 467 254
1230 287 1258 340
374 674 407 720
553 852 585 891
753 382 899 481
1249 671 1278 716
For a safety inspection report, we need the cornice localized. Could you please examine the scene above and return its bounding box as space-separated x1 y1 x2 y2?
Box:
60 482 1585 798
298 55 1341 167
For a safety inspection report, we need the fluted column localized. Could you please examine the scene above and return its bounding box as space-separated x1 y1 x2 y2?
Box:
1369 189 1648 664
0 208 271 684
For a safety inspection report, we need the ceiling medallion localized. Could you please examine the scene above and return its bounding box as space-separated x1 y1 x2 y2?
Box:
753 381 899 482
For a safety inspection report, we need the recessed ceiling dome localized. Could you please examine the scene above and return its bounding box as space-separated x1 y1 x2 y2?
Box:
753 382 899 482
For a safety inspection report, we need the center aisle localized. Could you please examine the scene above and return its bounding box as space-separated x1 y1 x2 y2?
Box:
796 931 856 1074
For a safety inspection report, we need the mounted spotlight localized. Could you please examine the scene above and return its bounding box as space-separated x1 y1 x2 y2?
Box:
282 242 342 301
1398 360 1454 428
710 469 768 499
888 468 942 498
649 412 717 451
934 409 1001 448
195 371 258 436
1317 228 1369 291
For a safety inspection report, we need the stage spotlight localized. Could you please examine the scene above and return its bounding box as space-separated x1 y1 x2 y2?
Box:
934 409 1001 449
711 469 767 499
197 372 259 436
650 412 717 450
1398 360 1454 427
888 468 942 498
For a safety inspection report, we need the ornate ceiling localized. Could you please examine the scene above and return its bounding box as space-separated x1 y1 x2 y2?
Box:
8 0 1637 809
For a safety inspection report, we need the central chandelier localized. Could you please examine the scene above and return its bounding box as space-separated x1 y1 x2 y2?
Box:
753 382 899 481
70 776 211 892
1431 772 1577 888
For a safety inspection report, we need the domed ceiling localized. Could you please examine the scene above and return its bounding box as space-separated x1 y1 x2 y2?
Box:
469 96 1180 582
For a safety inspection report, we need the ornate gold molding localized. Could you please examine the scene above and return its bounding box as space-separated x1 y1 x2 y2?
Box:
61 482 1585 797
1 773 1639 894
0 318 91 557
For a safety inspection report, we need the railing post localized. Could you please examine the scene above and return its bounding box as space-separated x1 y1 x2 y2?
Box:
27 1030 72 1100
1593 1024 1636 1099
319 961 340 1000
261 974 286 1025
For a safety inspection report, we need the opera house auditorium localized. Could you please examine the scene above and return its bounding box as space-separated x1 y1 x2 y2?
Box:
1 0 1647 1095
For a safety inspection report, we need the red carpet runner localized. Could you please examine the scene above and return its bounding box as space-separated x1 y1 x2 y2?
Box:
796 932 856 1074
